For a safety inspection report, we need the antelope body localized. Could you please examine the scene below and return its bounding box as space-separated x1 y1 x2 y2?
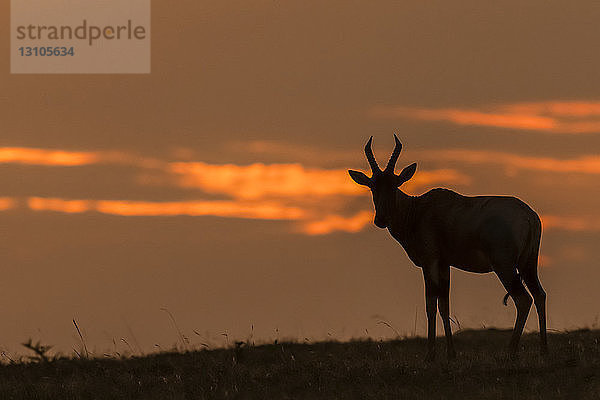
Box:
349 136 547 360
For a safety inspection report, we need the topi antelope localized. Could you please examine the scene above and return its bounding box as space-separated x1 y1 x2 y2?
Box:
348 135 547 360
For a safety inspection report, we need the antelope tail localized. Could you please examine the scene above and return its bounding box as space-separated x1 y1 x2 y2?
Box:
502 273 523 306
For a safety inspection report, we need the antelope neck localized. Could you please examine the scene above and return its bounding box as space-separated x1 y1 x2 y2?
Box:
389 189 417 237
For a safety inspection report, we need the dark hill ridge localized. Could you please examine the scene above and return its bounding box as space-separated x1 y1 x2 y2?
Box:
1 329 598 399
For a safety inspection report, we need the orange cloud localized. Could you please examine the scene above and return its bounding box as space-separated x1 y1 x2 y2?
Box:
372 101 600 134
541 215 600 232
0 147 100 166
381 108 556 131
28 197 93 213
503 101 600 117
301 211 372 235
420 149 600 175
27 197 306 220
168 162 363 199
0 197 17 211
0 147 164 170
95 199 306 220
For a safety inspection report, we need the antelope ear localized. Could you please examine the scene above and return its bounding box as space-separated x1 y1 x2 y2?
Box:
348 170 371 186
396 163 417 186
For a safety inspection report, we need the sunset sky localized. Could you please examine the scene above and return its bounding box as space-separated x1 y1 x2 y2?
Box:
2 1 600 355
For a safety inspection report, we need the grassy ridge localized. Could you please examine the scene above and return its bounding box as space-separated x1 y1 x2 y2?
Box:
1 329 598 399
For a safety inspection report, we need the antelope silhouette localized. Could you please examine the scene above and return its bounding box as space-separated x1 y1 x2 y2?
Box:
348 135 547 360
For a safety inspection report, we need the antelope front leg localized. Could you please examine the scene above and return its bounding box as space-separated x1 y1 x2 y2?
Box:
424 273 439 361
438 266 456 359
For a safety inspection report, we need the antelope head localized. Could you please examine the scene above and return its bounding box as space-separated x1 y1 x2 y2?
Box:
348 135 417 228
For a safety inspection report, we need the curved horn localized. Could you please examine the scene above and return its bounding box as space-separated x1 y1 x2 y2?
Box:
385 134 402 173
364 136 380 173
